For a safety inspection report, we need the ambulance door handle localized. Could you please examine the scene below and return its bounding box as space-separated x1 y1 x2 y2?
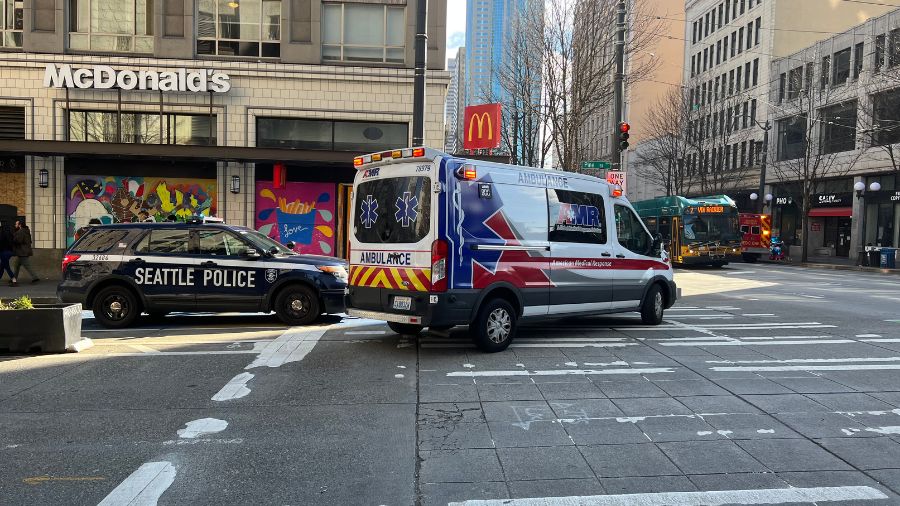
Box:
201 261 218 267
615 254 626 259
601 252 611 257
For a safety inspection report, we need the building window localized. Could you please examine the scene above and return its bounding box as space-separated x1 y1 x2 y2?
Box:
738 27 744 53
197 0 280 58
832 47 851 86
891 28 900 67
872 88 900 146
777 115 807 161
821 55 830 90
723 36 728 61
718 4 723 28
754 17 760 46
68 0 153 52
778 72 786 102
256 117 408 152
819 101 857 154
740 0 745 15
805 62 813 92
730 31 736 57
750 99 757 125
853 42 864 79
746 21 752 48
876 34 886 73
742 101 749 129
322 3 405 64
736 66 742 92
787 66 802 100
752 58 759 85
1 0 23 48
716 40 721 65
67 111 217 145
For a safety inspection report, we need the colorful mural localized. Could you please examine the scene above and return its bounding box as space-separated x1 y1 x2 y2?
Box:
255 182 336 255
66 175 217 246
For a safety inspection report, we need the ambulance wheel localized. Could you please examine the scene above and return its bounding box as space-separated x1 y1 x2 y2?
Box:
472 298 516 353
641 284 665 326
274 285 320 326
93 286 139 329
388 322 424 336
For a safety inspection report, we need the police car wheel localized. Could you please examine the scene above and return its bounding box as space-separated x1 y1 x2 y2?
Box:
387 322 424 336
274 285 320 326
641 284 665 326
472 298 516 353
93 286 139 328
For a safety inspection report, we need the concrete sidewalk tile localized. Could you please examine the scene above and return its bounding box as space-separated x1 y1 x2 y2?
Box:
593 379 669 399
419 383 480 403
611 397 693 416
736 438 853 472
804 393 897 412
580 443 682 478
419 402 485 424
711 378 795 395
508 478 605 499
867 469 900 495
651 379 731 397
742 394 831 413
419 481 508 506
701 413 802 439
771 377 858 394
600 475 697 495
536 381 606 400
675 395 764 414
419 449 503 483
487 420 573 448
561 418 651 445
548 399 624 419
817 437 900 471
635 416 722 443
777 470 899 500
481 400 552 422
419 421 494 451
773 412 877 439
476 382 544 402
687 472 790 492
497 446 594 481
658 440 769 475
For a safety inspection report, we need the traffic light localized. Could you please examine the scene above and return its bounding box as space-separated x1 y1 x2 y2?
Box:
618 122 630 151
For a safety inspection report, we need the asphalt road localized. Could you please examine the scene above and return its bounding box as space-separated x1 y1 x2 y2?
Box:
3 264 900 505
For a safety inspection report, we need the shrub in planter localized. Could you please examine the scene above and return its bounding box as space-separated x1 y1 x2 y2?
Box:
0 296 85 353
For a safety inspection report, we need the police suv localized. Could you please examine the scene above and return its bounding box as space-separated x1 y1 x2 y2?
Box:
346 148 677 352
58 221 348 328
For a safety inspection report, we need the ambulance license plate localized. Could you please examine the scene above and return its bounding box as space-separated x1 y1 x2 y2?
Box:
392 296 412 311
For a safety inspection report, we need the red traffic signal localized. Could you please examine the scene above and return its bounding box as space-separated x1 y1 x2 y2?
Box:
618 122 630 150
619 122 630 133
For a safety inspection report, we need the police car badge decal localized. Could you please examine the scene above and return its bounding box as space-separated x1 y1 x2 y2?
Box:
266 269 278 283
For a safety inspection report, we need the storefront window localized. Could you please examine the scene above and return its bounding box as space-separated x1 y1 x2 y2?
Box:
322 3 405 64
68 0 153 53
68 111 217 146
256 117 407 152
1 0 22 48
197 0 281 58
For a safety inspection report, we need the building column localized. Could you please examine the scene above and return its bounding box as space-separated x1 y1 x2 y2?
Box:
850 174 865 263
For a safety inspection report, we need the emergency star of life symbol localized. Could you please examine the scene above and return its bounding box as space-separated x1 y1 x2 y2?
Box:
360 195 378 229
395 192 419 227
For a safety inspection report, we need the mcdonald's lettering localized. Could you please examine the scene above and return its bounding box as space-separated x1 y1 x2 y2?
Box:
463 103 502 150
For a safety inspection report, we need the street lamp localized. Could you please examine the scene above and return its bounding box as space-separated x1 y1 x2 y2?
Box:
855 180 881 265
753 120 772 213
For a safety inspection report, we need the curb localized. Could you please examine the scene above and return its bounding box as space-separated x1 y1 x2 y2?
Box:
769 261 900 275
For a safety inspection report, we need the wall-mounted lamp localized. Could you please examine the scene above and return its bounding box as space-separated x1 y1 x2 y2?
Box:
38 168 49 188
230 175 240 194
764 193 773 202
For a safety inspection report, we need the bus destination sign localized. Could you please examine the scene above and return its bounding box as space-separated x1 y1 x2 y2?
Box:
686 205 726 214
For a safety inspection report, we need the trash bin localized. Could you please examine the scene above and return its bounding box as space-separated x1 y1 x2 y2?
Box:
880 248 896 269
869 248 882 267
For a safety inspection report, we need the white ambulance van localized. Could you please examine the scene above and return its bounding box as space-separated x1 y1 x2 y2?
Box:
346 148 677 352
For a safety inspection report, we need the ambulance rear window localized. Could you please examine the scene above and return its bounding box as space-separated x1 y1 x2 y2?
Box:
70 229 130 253
354 176 431 244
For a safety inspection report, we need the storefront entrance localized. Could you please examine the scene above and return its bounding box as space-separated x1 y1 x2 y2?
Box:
825 217 853 257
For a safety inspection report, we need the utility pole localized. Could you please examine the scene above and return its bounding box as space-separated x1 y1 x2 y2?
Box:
412 0 428 146
612 0 626 169
756 120 772 213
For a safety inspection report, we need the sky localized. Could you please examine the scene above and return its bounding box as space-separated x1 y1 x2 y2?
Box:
446 0 466 63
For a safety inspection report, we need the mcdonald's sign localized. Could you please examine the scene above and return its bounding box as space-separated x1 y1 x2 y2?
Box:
463 103 502 150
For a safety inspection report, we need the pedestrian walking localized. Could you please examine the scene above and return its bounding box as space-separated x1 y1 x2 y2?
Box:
11 219 38 287
0 225 15 283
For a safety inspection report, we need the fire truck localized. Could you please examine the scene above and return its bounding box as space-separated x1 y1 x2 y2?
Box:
739 213 772 262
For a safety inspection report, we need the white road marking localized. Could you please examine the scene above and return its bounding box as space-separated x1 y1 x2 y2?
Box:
724 271 755 275
757 429 775 434
742 314 775 317
856 334 882 338
97 461 177 506
94 350 259 357
447 486 888 506
662 339 855 347
707 356 900 364
394 374 405 378
710 364 900 372
211 372 254 401
344 330 386 335
863 338 900 343
447 367 673 377
246 327 327 369
177 418 228 439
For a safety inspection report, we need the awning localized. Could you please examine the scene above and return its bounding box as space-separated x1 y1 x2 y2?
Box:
809 207 852 217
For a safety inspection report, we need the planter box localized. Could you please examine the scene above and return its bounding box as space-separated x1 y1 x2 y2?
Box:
0 303 85 353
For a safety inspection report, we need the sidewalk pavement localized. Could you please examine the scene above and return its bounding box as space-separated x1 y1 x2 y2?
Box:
0 276 60 303
758 254 900 275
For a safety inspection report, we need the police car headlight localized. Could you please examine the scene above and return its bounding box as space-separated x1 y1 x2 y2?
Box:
317 265 348 281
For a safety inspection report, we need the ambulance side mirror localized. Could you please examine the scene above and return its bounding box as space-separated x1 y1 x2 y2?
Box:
652 234 664 256
241 248 262 260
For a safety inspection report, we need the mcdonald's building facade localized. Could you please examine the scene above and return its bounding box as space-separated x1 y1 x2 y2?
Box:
463 103 502 151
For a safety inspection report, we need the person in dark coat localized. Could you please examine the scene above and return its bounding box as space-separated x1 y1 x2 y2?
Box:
11 219 38 286
0 225 14 282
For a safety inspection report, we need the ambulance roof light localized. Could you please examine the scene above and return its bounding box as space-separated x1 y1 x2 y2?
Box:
456 164 477 180
611 185 623 198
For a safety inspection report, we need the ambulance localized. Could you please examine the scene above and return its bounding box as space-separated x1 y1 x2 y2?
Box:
345 148 677 352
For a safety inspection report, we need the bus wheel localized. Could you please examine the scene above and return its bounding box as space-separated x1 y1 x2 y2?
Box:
641 285 665 325
388 322 424 336
472 298 517 352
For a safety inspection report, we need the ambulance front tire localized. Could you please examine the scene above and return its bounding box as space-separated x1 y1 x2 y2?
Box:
641 284 665 326
274 285 320 326
472 298 517 353
388 322 424 336
93 285 140 329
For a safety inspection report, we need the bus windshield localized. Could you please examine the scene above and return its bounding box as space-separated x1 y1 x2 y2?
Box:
682 213 740 244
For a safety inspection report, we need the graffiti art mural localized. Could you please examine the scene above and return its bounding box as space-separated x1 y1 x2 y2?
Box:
255 182 336 255
65 175 217 246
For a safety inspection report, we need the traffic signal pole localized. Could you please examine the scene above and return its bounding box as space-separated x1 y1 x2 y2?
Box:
412 0 428 147
612 0 626 169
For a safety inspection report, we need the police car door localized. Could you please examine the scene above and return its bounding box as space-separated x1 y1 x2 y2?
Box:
612 202 657 310
547 185 613 314
129 228 197 309
194 228 263 311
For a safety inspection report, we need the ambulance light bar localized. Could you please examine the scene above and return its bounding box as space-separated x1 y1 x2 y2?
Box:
611 185 624 198
354 147 428 168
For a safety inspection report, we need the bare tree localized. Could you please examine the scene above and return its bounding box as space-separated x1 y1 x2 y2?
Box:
634 86 697 196
857 75 900 172
771 64 863 262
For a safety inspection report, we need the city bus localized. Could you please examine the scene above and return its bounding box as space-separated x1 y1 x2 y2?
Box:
632 195 742 267
739 213 773 262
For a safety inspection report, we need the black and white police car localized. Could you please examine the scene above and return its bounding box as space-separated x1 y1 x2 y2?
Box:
58 220 348 328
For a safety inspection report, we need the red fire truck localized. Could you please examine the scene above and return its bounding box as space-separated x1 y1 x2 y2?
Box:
739 213 772 262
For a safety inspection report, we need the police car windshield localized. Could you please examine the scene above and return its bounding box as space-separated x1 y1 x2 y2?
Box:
239 229 296 256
